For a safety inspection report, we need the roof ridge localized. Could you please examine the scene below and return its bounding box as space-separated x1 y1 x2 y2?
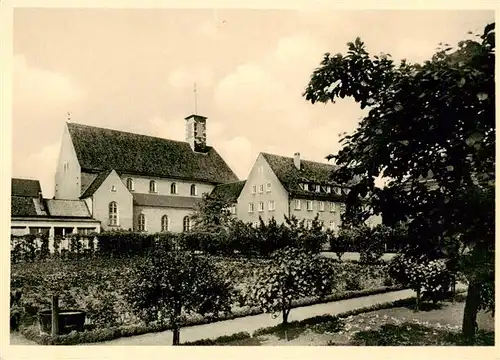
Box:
67 122 198 146
261 151 335 167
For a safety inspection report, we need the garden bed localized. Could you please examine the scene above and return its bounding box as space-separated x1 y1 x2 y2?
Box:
11 255 392 328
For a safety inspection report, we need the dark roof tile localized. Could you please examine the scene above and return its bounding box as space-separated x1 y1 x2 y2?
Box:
11 196 38 217
133 193 202 209
210 181 246 203
12 178 42 197
261 152 353 200
68 122 238 184
80 170 113 198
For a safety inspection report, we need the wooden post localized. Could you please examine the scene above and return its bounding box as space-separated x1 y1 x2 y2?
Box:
51 294 59 336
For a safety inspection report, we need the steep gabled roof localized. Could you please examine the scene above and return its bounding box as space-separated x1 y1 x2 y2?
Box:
67 122 239 184
12 178 41 197
133 193 202 209
261 152 352 200
210 180 246 203
80 170 113 198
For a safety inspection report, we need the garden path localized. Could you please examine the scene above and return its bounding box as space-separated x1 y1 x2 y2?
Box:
85 284 466 346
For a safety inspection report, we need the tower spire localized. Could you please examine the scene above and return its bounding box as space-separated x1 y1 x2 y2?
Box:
67 111 71 122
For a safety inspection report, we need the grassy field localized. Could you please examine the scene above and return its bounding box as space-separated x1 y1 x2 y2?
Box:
225 295 494 346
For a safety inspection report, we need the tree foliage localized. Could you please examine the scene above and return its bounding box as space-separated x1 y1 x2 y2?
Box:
246 247 335 329
304 23 495 341
124 248 234 345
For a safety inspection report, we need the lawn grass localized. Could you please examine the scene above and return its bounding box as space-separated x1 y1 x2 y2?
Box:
224 296 494 346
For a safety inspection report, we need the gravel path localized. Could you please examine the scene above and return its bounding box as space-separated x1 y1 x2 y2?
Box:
86 288 419 346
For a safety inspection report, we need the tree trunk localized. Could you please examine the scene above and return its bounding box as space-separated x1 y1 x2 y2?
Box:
282 308 289 325
462 280 481 344
415 288 421 311
172 326 181 346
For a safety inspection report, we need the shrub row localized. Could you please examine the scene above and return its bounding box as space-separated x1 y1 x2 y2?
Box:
18 285 404 345
180 331 252 346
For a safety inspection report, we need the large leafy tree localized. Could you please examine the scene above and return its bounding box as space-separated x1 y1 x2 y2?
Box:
303 23 494 343
191 192 234 233
124 248 234 345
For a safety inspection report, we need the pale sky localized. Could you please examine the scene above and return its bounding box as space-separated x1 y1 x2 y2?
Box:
12 8 494 198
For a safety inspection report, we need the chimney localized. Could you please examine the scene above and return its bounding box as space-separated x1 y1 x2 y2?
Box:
185 114 207 152
294 152 301 170
38 191 45 211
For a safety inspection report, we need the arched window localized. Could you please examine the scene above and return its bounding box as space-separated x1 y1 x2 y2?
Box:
183 216 190 232
171 183 177 194
190 184 197 196
138 213 146 232
108 201 118 226
149 180 157 193
161 215 169 232
126 178 134 191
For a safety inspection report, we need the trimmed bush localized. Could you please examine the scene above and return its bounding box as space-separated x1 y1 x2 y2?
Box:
181 331 251 346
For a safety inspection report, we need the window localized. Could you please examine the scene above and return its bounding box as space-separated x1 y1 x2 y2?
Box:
190 184 197 196
149 180 157 193
268 200 275 211
252 185 257 194
329 220 336 231
111 185 117 192
299 183 304 190
330 202 336 212
108 201 118 226
334 187 342 195
259 184 264 193
171 183 177 194
307 200 313 211
266 183 272 192
161 215 169 232
77 228 95 235
183 216 191 232
126 178 134 191
343 188 350 195
231 205 237 215
248 202 254 213
138 214 146 232
326 186 331 193
304 183 309 191
295 199 301 210
258 201 264 212
306 219 313 229
315 184 321 192
319 201 325 211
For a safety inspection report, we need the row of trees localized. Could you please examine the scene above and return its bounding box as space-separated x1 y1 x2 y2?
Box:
302 22 495 342
125 246 337 345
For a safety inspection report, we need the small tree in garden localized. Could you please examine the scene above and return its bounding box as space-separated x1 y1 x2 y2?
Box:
389 254 452 310
191 192 233 233
124 248 234 345
247 247 335 337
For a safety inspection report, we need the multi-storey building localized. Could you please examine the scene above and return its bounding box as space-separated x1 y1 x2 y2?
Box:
53 114 239 233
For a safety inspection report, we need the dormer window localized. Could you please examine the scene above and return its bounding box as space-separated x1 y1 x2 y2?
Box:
304 183 309 191
343 188 350 195
126 178 134 191
171 183 177 194
190 184 197 196
326 186 331 193
334 187 342 195
149 180 157 193
299 183 304 190
315 184 321 192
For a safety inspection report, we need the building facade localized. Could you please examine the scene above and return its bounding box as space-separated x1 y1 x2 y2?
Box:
54 114 239 233
236 152 350 230
11 178 101 250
